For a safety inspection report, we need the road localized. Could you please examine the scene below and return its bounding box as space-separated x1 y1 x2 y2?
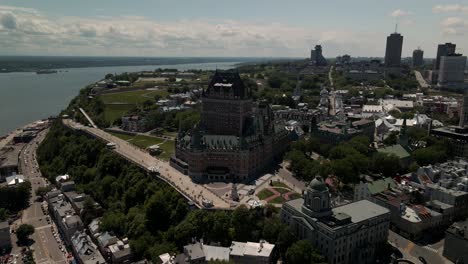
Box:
11 129 68 264
388 230 451 264
62 119 231 209
414 71 429 89
328 65 334 88
277 161 306 194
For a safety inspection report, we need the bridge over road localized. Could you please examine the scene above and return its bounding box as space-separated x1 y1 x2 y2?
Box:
62 119 231 209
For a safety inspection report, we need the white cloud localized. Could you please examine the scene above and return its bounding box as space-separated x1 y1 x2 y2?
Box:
440 17 468 35
390 9 412 17
433 4 468 13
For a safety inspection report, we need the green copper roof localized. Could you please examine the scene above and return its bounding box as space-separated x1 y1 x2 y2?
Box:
367 177 397 195
377 144 410 159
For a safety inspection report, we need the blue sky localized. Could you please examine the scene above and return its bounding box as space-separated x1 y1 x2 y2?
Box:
0 0 467 57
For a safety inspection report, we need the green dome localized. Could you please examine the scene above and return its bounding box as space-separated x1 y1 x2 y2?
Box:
309 176 327 192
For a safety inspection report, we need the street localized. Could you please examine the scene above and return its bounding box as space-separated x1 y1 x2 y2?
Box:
10 129 68 264
388 230 451 264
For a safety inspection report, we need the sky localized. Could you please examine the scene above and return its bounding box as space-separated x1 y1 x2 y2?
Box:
0 0 467 58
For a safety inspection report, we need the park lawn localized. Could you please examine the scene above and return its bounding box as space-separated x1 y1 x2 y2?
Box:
103 104 134 123
269 196 286 204
288 193 302 200
158 140 175 160
109 131 175 160
129 135 164 148
109 131 135 141
274 187 291 195
257 189 275 200
132 81 159 89
100 90 168 104
271 181 290 189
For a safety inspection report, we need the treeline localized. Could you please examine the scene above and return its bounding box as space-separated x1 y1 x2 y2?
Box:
65 85 109 127
287 136 401 184
288 128 453 184
37 122 318 262
0 181 31 217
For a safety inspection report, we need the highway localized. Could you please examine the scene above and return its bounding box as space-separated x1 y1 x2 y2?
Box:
10 129 68 264
62 119 231 209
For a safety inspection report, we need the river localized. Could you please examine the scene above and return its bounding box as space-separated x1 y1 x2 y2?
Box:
0 62 237 135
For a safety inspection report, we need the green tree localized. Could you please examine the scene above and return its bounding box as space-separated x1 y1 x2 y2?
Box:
0 208 8 221
35 185 52 197
371 153 401 176
16 224 35 242
231 205 252 241
285 240 326 264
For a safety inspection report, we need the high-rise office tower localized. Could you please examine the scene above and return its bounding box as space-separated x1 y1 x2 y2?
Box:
384 32 403 67
435 43 456 70
438 54 467 91
310 45 327 66
459 87 468 127
412 48 424 67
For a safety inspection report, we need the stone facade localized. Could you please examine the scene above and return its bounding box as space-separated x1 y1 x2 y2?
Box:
281 176 390 264
171 71 290 182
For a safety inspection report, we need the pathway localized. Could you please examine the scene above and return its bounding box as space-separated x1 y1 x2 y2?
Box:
63 118 231 209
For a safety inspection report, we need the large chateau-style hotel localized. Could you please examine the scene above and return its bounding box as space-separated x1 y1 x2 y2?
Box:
170 71 291 182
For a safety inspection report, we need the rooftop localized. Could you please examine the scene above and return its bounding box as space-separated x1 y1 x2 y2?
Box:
377 144 410 159
202 244 230 262
447 219 468 240
184 242 205 260
332 199 390 224
367 177 397 195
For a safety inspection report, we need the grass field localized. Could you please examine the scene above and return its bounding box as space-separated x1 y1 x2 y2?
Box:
257 189 275 200
269 196 286 204
100 90 168 104
110 131 175 160
271 181 290 189
103 104 134 123
288 193 302 200
274 187 291 195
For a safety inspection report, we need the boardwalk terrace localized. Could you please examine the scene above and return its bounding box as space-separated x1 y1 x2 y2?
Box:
171 71 291 182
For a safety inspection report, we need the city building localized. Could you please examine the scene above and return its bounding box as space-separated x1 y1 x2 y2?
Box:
171 71 291 182
310 45 328 66
5 174 25 186
354 177 397 202
88 218 132 264
48 191 84 246
384 32 403 67
0 221 11 251
443 220 468 263
310 118 374 145
425 183 468 221
71 231 106 264
435 43 456 70
437 54 467 91
229 241 275 264
431 126 468 157
0 145 21 181
281 176 390 264
412 48 424 67
167 240 275 264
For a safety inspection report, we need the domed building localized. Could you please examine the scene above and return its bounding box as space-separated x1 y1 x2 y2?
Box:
281 175 391 264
